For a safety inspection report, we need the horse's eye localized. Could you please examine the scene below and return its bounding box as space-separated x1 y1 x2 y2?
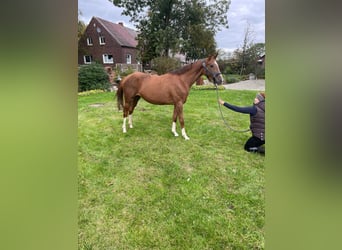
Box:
210 65 214 68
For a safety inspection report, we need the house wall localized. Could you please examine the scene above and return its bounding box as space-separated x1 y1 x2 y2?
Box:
78 18 138 66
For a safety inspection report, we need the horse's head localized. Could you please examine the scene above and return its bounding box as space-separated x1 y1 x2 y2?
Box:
202 54 223 85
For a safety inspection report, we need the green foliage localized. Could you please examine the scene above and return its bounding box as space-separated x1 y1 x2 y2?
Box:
224 66 233 75
223 74 244 84
234 43 265 75
78 11 86 40
225 77 239 84
78 90 264 249
218 43 265 77
78 89 105 96
112 0 230 63
78 63 111 92
115 66 135 78
151 56 181 75
218 57 241 76
181 24 217 61
256 67 265 79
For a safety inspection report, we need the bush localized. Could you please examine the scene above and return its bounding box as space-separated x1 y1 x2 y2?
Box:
78 89 105 96
225 77 239 84
256 68 265 79
78 63 111 92
115 65 136 78
223 74 243 84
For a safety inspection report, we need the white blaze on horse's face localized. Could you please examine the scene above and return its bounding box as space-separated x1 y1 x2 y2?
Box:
205 58 223 84
213 60 223 84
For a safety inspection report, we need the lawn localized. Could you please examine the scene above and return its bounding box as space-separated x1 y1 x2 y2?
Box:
78 88 265 249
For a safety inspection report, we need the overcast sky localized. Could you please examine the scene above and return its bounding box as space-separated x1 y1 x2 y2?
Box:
78 0 265 53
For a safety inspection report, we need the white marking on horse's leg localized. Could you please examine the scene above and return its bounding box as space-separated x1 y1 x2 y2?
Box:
122 117 127 133
181 128 190 140
171 122 179 137
128 114 133 128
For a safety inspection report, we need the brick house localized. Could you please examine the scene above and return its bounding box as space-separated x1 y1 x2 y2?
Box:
78 16 141 73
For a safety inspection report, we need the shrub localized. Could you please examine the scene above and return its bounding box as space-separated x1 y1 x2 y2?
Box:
256 68 265 79
225 77 239 84
223 74 243 84
78 89 105 96
115 65 136 78
78 63 111 92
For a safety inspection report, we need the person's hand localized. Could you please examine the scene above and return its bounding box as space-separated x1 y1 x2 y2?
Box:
219 99 224 105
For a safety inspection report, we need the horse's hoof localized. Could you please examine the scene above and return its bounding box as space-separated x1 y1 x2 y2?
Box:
172 131 179 137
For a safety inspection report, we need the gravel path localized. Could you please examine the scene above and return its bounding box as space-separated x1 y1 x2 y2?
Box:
223 79 265 91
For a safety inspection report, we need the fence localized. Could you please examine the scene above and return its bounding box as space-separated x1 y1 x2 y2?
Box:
115 63 142 73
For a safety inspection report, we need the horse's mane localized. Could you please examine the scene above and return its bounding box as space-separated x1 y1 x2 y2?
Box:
169 62 195 75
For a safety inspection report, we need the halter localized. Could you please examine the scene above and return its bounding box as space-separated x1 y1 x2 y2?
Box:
202 61 222 84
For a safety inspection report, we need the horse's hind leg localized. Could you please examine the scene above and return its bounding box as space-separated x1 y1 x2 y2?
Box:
128 96 140 129
122 103 129 133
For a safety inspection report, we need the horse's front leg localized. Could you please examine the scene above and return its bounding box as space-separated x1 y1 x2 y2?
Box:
171 106 179 137
178 105 190 140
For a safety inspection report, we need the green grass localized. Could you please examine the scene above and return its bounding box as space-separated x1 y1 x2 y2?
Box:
78 89 264 249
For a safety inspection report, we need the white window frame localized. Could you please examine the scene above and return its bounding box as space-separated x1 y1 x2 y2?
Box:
99 36 105 45
83 55 92 64
102 54 114 64
86 37 93 46
126 54 132 64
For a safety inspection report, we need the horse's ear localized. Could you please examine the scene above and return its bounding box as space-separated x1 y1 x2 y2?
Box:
207 52 218 60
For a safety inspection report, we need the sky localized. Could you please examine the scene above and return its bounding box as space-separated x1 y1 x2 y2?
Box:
78 0 265 54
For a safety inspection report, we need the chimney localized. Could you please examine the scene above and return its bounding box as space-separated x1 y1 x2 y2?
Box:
118 22 124 26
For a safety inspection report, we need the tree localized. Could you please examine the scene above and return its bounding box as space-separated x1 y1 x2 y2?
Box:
78 10 86 41
179 0 218 60
232 22 265 77
233 41 265 76
248 43 265 78
237 22 254 75
110 0 230 64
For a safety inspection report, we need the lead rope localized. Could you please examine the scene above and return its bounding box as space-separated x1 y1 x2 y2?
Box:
214 84 250 133
201 61 250 132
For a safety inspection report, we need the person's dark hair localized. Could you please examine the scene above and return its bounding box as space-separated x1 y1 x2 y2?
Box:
256 92 265 102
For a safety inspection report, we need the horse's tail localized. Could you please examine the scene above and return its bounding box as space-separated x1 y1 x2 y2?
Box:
116 82 124 111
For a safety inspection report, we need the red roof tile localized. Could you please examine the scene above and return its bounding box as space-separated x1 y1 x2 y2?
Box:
95 17 137 48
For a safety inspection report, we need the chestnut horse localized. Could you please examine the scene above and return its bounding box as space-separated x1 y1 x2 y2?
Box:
116 55 223 140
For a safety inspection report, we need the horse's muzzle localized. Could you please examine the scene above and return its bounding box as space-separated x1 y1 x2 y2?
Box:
213 74 223 85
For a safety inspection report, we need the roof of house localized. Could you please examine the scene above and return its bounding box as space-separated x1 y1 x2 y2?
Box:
94 17 138 48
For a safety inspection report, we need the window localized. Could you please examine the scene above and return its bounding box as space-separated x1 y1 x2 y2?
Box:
99 36 105 45
103 54 113 64
126 54 132 64
86 37 93 46
83 55 92 64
